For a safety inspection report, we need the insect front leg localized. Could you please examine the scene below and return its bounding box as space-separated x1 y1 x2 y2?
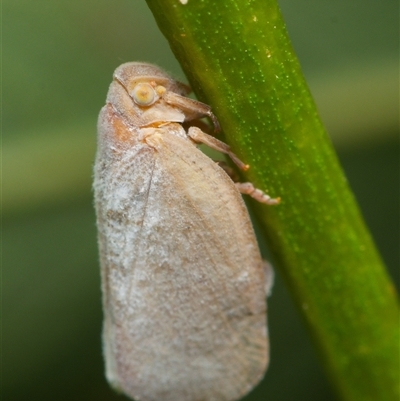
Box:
188 127 280 205
162 91 221 131
188 127 249 171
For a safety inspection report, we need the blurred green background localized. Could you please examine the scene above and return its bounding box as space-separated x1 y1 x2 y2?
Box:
3 1 398 400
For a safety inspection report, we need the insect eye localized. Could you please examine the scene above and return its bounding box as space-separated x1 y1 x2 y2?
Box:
131 83 157 106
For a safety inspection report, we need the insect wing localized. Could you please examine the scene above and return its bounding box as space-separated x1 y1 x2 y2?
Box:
95 111 269 401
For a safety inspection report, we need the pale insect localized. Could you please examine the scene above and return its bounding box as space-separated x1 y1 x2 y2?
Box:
94 62 280 401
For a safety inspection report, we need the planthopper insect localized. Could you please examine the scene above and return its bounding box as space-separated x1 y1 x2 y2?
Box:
93 62 280 401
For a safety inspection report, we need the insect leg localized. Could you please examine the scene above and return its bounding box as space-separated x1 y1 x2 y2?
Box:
215 161 239 181
188 127 249 171
163 92 221 132
188 127 280 205
236 182 281 205
262 260 275 297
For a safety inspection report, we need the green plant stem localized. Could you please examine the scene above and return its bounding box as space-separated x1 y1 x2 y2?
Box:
144 1 399 400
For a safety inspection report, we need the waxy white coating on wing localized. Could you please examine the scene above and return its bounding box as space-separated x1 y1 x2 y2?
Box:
94 62 271 401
